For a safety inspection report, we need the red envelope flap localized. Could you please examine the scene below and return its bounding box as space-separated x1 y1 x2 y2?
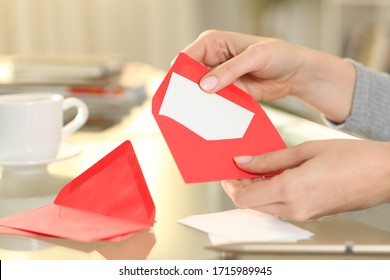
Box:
0 204 150 242
152 53 286 183
54 141 155 226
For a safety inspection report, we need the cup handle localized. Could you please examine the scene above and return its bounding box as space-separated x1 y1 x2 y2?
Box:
62 97 89 138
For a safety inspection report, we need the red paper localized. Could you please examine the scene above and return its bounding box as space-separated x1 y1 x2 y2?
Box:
0 140 155 242
152 53 286 183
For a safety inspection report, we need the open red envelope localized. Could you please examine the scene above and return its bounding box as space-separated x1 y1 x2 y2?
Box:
152 53 286 183
0 140 155 242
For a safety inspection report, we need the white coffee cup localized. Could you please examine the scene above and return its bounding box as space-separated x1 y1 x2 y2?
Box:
0 93 89 162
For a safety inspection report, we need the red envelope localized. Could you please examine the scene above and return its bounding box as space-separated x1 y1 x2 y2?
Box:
152 53 286 183
0 140 155 242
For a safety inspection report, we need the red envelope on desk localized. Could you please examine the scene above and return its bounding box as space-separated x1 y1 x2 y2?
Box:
0 141 155 242
152 53 286 183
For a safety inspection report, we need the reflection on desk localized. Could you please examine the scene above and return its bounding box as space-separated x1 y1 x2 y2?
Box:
0 229 155 260
207 217 390 260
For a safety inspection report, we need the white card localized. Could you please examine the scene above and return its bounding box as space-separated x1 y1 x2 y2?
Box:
158 72 254 140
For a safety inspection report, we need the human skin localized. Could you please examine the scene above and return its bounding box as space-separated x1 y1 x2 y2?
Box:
182 30 390 222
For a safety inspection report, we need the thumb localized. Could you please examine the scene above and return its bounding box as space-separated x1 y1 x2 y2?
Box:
199 49 259 93
233 146 308 174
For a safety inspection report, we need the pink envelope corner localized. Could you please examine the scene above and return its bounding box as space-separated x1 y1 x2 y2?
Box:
0 140 156 242
152 53 286 183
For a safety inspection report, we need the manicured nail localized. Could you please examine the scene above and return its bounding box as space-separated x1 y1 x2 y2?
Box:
233 156 253 164
200 76 219 92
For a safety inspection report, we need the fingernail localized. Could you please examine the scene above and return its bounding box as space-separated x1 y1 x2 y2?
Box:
233 156 253 164
200 76 219 92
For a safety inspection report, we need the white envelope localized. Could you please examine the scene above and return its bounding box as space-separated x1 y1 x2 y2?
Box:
158 72 254 140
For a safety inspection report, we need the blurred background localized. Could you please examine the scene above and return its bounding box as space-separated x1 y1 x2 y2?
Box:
1 0 390 122
1 0 390 230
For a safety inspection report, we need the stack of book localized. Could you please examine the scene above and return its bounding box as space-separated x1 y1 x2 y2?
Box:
0 54 147 130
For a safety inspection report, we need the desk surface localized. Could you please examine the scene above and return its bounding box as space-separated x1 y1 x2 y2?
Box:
0 64 389 260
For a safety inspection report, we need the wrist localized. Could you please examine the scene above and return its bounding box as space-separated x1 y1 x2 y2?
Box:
373 141 390 204
293 47 356 123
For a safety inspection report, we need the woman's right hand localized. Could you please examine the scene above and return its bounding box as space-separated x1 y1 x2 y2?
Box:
182 30 356 124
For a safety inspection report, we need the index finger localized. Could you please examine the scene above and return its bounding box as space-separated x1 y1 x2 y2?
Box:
181 31 231 68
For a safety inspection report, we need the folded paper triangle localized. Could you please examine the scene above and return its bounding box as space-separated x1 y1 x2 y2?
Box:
152 53 286 183
0 140 155 242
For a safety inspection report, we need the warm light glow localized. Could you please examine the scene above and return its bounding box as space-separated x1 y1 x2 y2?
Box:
0 59 14 82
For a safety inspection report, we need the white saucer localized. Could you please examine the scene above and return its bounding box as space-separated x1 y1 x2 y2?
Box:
0 143 81 168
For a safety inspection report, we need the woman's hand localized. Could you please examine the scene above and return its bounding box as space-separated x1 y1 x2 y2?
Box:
183 30 302 101
182 29 356 123
221 139 390 222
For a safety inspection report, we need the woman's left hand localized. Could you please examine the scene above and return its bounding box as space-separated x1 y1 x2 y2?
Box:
221 139 390 222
